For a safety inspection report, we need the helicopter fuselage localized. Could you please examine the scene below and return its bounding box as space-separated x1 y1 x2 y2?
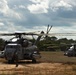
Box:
3 43 41 63
0 31 44 64
64 44 76 57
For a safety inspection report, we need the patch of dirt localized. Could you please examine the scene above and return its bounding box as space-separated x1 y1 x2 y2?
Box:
0 62 74 75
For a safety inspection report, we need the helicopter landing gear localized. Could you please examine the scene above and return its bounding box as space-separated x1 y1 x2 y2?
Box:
15 53 19 67
8 59 14 64
32 58 36 63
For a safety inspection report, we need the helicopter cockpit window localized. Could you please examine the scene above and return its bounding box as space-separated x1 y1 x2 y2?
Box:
6 45 21 50
6 46 16 49
69 45 74 51
11 38 19 42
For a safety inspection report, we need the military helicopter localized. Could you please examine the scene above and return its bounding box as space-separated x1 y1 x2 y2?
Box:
0 25 53 67
64 43 76 57
0 31 45 65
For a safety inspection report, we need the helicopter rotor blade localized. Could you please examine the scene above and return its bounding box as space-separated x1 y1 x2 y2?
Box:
0 32 39 36
0 33 15 36
0 32 76 37
44 33 76 36
46 25 49 34
46 25 52 34
47 25 52 34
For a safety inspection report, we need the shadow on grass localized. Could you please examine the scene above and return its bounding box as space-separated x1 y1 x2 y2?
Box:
2 60 41 65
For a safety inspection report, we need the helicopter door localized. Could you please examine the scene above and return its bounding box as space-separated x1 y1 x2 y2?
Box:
17 45 23 59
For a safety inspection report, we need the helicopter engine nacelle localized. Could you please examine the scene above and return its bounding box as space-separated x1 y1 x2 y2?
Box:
24 45 41 59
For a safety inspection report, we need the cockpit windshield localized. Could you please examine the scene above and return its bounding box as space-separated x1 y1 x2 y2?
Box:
11 38 19 42
69 45 74 51
6 44 21 50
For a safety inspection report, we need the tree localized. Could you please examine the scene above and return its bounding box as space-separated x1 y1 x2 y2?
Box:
0 38 5 51
50 36 57 41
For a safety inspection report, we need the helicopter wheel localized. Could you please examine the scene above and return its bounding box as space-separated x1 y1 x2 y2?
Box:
8 59 14 64
32 58 36 63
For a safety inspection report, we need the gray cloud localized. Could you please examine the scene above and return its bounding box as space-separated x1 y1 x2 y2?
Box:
0 0 76 40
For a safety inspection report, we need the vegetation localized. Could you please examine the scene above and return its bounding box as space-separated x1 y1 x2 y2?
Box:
0 36 76 51
0 38 5 51
37 36 76 51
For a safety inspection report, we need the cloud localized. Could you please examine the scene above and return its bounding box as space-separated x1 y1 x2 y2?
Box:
27 0 75 14
29 0 42 3
19 5 26 9
0 0 76 40
27 0 49 14
14 5 26 9
0 0 9 15
50 0 73 12
0 0 21 19
0 23 4 26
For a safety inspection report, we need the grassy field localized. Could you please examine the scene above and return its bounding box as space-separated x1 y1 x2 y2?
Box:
40 51 76 63
0 51 76 75
1 51 76 63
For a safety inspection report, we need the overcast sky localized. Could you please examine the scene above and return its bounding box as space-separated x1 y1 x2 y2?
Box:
0 0 76 39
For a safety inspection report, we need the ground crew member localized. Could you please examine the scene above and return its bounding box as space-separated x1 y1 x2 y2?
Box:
15 52 18 67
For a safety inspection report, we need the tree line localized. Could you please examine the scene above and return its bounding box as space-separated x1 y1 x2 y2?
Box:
37 36 76 51
0 36 76 51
